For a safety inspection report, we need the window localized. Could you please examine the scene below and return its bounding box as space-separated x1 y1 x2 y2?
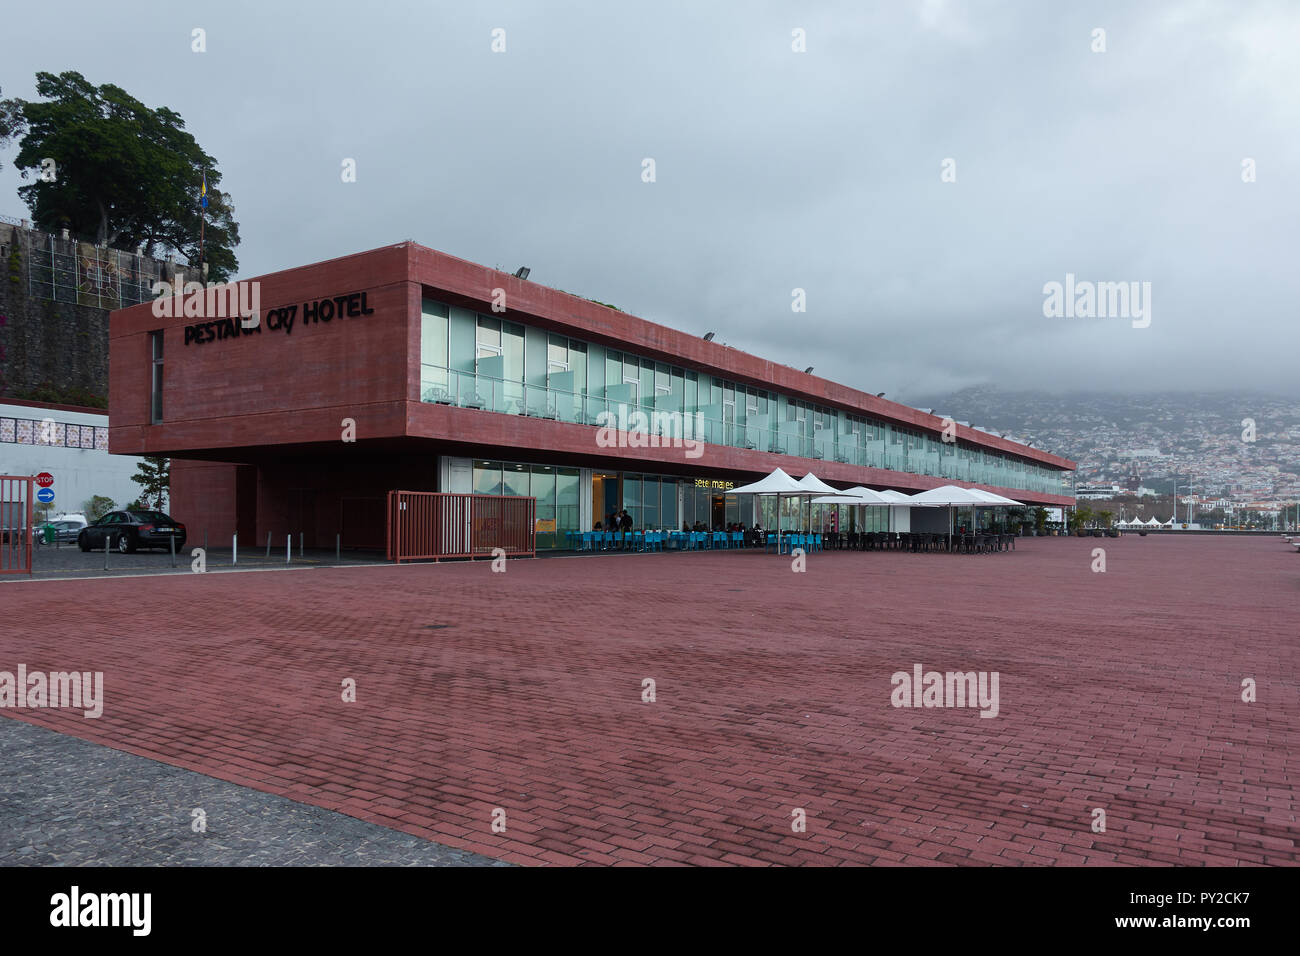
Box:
476 315 502 357
548 336 569 372
473 460 503 496
556 468 580 535
150 330 164 424
504 463 529 498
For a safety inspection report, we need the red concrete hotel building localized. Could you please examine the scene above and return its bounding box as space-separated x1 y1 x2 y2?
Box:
108 243 1075 550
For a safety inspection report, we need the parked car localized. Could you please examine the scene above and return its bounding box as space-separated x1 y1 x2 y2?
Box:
78 510 187 554
40 519 87 543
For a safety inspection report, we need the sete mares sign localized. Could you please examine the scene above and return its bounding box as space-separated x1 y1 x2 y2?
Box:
183 291 375 346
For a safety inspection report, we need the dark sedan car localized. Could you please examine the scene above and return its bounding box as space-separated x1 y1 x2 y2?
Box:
78 510 187 554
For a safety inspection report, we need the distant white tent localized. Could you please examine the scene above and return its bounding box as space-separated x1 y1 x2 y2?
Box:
1146 517 1162 526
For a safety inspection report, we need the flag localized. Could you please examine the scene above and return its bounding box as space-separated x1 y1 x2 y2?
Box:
200 173 209 209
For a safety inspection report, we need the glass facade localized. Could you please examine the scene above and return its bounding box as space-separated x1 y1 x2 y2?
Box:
470 460 581 550
616 473 678 530
420 297 1069 496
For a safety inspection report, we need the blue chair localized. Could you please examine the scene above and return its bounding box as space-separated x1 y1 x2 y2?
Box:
580 532 594 552
813 533 823 552
715 531 728 550
731 531 744 548
602 531 614 551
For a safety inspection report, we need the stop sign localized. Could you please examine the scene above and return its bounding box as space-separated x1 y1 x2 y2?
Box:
36 472 54 488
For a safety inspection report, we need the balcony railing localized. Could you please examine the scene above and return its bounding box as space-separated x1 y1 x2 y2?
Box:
419 366 1065 494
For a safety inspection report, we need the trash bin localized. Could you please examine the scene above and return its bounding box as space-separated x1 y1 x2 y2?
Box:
43 524 55 544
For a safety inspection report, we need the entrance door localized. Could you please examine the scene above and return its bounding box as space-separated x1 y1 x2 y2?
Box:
711 495 725 530
593 473 620 529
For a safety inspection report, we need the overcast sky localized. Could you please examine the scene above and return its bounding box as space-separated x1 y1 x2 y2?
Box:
3 0 1297 400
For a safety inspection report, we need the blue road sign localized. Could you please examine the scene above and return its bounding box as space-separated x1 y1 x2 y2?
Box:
36 488 55 503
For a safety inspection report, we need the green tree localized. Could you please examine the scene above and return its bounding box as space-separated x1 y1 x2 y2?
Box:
1069 505 1094 532
10 71 239 280
0 86 25 169
81 496 115 521
130 456 170 510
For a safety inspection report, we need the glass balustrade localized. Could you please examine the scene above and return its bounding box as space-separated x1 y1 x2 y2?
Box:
419 367 1066 495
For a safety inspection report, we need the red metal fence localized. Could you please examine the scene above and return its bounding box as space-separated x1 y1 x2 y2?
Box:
1 475 35 575
386 491 536 562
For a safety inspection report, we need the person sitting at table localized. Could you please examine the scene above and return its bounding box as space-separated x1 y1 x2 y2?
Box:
620 510 633 532
593 520 603 531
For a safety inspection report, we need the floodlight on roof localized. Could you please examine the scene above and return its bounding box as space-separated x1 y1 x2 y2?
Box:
514 266 530 279
703 331 716 341
804 366 814 374
876 391 886 397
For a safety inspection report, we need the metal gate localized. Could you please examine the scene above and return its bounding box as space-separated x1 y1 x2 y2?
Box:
0 475 35 575
386 491 536 562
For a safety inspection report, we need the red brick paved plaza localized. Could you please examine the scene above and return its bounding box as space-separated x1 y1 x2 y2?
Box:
1 535 1296 866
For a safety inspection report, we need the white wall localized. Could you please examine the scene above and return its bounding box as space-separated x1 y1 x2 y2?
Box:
0 403 146 516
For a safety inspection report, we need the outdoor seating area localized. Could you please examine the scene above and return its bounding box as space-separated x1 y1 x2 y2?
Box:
566 470 1031 557
565 528 1018 555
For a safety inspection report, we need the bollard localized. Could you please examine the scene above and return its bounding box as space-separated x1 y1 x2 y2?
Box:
169 532 176 568
232 532 238 565
265 531 271 559
286 534 291 564
336 533 340 562
103 533 109 571
299 532 304 558
204 529 208 553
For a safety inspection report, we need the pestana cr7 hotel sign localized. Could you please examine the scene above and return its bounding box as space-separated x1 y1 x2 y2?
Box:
150 279 375 346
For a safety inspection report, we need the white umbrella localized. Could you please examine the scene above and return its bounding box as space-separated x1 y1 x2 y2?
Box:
730 467 803 496
876 490 915 502
967 489 1025 506
871 488 933 534
794 473 844 496
795 473 854 538
811 486 894 540
729 467 805 552
897 485 992 548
